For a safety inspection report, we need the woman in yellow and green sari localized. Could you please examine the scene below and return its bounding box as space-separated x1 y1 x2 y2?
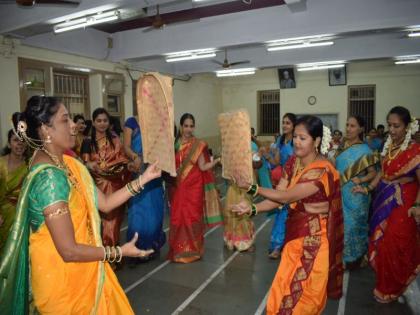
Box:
0 129 28 251
0 96 161 315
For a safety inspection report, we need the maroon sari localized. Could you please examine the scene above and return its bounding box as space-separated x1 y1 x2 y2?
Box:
82 136 130 246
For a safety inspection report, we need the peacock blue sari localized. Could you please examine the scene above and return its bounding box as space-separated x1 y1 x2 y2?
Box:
125 117 165 254
335 143 378 263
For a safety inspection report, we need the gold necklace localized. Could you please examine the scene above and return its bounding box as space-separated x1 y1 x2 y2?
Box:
293 154 318 178
41 148 79 191
387 142 402 161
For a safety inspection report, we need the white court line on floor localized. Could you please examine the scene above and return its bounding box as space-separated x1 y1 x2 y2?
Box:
337 271 349 315
124 225 220 293
171 219 272 315
254 289 270 315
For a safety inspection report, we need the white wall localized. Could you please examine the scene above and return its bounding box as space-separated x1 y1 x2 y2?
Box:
220 60 420 135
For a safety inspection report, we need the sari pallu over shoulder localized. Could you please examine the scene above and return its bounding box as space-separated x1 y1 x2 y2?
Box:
176 138 222 226
0 163 53 315
286 159 344 299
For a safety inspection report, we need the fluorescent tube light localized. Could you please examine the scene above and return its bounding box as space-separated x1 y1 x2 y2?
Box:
216 68 256 77
408 32 420 38
297 64 344 71
166 52 216 62
267 41 334 51
54 10 119 33
395 59 420 64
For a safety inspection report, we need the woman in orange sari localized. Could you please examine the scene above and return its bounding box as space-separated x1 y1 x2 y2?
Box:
354 106 419 303
81 108 130 247
232 115 343 315
168 113 221 263
0 96 161 315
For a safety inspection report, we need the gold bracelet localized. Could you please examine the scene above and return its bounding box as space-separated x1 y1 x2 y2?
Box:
44 207 70 219
105 246 111 261
116 246 123 263
137 175 144 190
126 182 137 196
100 246 106 262
109 247 117 263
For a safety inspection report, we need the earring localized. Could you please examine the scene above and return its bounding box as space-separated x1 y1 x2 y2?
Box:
44 135 52 144
315 146 319 153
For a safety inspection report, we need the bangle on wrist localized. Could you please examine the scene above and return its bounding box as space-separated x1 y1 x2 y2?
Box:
250 203 258 217
247 184 259 197
413 202 420 208
116 246 123 263
101 246 106 262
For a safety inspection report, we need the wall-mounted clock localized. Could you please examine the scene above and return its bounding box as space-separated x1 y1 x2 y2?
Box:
307 96 316 105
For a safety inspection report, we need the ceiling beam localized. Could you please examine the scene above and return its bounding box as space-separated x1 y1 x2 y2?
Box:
96 0 286 33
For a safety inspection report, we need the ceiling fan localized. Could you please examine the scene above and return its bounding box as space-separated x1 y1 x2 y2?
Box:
212 49 250 69
0 0 80 6
142 5 165 33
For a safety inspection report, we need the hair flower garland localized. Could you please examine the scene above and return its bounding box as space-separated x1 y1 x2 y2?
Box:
320 125 332 155
381 117 418 156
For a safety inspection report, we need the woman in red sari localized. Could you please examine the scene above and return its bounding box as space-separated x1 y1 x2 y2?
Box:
232 115 343 315
82 108 130 247
354 106 419 303
168 113 221 263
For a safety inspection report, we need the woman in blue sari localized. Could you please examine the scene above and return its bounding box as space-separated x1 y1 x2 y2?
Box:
269 113 296 259
123 117 166 260
335 115 378 269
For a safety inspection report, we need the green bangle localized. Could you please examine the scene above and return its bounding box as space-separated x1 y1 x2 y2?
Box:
247 184 259 197
413 202 420 208
250 203 258 217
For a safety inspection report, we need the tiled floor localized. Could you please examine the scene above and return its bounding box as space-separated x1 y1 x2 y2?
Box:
116 168 420 315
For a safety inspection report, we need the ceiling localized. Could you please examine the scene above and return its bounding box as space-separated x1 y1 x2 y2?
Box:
1 0 420 75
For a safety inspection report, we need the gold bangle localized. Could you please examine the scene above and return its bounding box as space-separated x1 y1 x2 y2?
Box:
126 182 136 196
100 246 106 262
116 246 123 263
138 175 144 190
105 246 111 261
108 247 116 263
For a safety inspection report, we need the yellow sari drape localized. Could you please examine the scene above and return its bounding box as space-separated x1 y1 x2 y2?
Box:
30 156 133 314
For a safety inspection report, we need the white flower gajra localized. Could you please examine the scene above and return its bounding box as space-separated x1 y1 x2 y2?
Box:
381 117 418 157
320 125 332 155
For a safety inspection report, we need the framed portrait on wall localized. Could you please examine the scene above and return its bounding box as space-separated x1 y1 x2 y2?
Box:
329 66 347 86
278 67 296 89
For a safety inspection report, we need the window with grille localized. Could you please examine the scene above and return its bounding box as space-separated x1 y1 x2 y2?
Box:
258 90 280 135
53 71 89 118
348 85 375 132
